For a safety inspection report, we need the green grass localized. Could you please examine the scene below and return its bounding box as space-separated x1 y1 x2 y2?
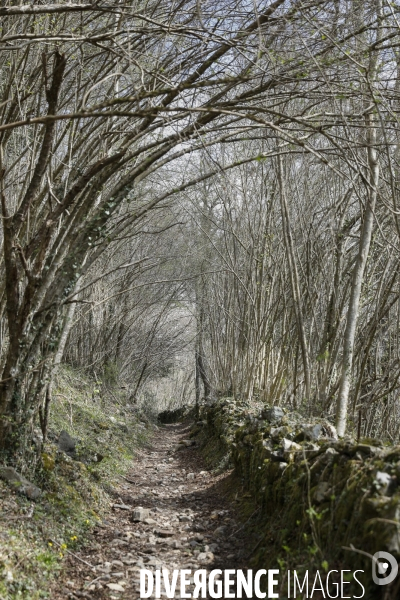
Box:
0 365 151 599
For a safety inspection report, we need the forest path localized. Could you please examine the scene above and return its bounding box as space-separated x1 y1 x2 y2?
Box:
52 422 250 599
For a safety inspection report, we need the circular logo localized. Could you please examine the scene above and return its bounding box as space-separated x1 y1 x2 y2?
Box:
372 551 398 586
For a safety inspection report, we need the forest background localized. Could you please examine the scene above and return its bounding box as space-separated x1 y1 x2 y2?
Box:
0 0 398 467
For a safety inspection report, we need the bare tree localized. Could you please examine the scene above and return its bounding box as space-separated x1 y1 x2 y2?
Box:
2 0 400 467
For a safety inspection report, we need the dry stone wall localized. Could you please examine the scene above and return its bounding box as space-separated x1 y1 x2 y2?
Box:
194 399 400 599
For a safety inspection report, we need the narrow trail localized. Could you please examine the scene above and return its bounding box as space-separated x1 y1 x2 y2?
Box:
52 422 251 599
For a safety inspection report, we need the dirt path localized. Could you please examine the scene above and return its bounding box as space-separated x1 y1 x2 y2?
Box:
52 422 250 599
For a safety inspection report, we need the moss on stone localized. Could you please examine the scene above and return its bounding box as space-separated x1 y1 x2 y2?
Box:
196 398 400 599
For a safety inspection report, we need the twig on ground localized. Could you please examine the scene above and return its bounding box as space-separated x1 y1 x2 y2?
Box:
247 532 267 558
49 538 95 569
120 475 136 484
0 504 35 521
85 574 107 588
342 544 377 565
227 508 259 539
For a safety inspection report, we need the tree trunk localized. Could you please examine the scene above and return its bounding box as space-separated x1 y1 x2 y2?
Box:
277 154 311 404
336 113 379 436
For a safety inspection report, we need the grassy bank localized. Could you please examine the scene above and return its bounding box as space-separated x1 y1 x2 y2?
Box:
0 366 150 599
